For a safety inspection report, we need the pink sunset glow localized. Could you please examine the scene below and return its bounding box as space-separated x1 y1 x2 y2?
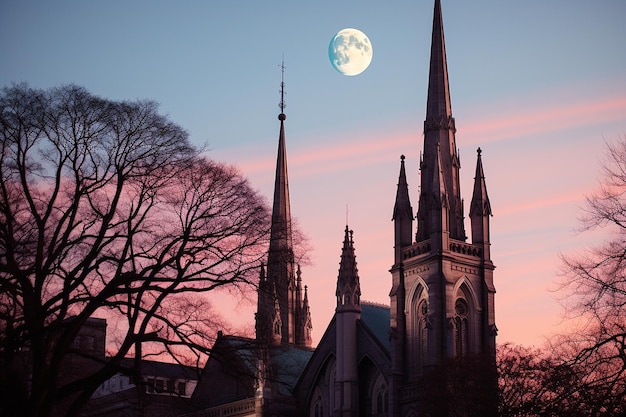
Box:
212 85 626 348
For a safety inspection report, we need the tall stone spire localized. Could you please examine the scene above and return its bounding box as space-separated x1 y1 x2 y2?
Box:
426 0 452 122
256 61 312 347
388 2 498 414
270 60 293 258
417 0 466 243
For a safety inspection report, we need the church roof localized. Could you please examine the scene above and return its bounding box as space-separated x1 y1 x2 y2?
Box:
360 302 390 350
269 345 315 395
198 334 313 398
117 357 198 381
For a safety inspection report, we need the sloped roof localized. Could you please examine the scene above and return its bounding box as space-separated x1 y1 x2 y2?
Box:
360 302 391 350
117 357 199 380
202 335 313 397
269 345 315 396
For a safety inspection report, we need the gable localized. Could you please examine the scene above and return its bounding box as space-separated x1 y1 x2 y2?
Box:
191 336 257 408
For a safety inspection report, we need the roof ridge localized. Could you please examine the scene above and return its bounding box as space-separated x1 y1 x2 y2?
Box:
361 300 390 309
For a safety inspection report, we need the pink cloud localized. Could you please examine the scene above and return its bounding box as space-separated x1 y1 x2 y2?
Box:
461 95 626 145
217 92 626 183
496 188 588 217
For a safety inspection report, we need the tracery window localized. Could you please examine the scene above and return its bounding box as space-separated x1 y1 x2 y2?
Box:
372 373 388 416
329 365 336 412
314 394 323 417
418 299 429 369
454 298 469 357
410 284 429 375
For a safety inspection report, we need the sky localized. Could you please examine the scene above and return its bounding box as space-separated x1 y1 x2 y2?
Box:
2 0 626 348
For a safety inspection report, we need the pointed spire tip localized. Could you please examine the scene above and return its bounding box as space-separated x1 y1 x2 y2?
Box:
278 57 286 118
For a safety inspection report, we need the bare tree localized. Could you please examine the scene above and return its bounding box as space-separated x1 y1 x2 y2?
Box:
0 84 271 417
497 343 551 417
557 135 626 415
497 341 626 416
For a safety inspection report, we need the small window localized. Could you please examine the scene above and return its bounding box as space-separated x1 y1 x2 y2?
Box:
155 379 164 393
84 335 95 351
146 378 155 393
178 381 186 396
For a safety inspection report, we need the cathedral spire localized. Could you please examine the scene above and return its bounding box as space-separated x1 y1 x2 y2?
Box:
257 61 311 346
270 58 292 255
336 226 361 311
426 0 452 123
469 147 492 259
335 225 361 416
430 143 450 250
393 155 413 264
470 148 491 218
417 0 465 243
299 284 313 347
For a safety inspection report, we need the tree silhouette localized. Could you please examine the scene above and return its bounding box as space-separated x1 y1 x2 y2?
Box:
557 136 626 415
497 341 626 416
0 84 271 417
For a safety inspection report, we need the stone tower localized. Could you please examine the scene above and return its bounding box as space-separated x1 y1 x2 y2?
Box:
335 226 361 417
389 0 497 414
256 67 313 348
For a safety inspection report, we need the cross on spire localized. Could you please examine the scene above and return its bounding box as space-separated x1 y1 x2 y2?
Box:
279 56 286 116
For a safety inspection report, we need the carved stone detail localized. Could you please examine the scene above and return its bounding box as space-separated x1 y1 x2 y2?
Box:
424 115 456 133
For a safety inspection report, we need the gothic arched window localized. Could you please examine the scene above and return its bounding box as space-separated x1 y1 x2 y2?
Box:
313 394 323 417
454 298 469 357
329 363 337 412
371 373 388 416
418 299 429 369
410 284 429 376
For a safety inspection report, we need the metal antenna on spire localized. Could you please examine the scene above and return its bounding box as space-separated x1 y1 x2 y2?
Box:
279 56 286 115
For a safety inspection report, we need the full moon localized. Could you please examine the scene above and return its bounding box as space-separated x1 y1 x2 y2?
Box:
328 28 373 76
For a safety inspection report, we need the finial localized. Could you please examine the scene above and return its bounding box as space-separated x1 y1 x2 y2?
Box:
477 147 482 155
278 56 286 120
401 154 405 163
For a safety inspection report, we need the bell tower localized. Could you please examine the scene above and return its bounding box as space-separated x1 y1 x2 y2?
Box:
389 0 497 414
335 226 361 417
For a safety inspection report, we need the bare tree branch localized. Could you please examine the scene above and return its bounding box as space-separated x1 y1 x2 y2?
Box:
0 84 271 417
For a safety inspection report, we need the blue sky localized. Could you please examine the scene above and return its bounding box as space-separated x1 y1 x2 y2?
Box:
2 0 626 346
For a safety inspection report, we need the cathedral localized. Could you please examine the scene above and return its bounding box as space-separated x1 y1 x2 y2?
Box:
189 0 497 415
